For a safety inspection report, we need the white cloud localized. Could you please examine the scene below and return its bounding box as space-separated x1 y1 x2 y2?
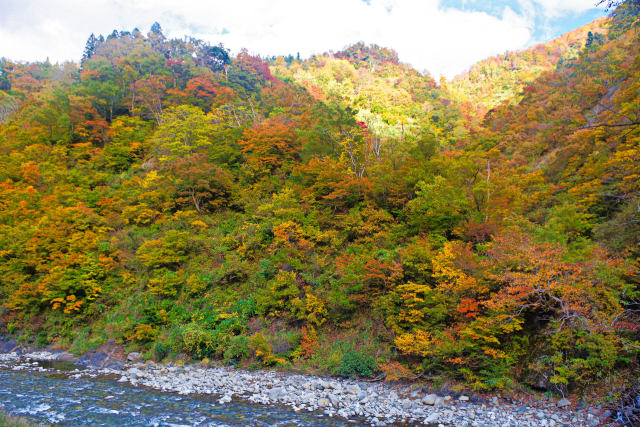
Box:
533 0 600 18
0 0 599 79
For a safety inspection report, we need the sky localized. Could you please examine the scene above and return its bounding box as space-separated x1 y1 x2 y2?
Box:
0 0 607 79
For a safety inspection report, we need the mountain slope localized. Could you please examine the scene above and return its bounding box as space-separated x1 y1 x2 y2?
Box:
271 43 467 147
445 18 609 116
0 7 638 408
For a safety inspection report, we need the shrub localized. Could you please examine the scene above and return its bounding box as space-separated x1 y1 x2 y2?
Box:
338 349 376 378
249 332 286 366
181 323 217 359
146 269 184 297
224 335 249 361
298 326 319 358
152 341 170 361
35 331 50 347
256 270 299 317
185 273 208 296
127 323 158 343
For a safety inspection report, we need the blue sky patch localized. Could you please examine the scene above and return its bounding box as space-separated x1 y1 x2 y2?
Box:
440 0 607 46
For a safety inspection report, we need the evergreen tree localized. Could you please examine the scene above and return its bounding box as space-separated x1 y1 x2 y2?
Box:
586 31 594 47
150 21 163 36
0 58 10 91
148 21 166 51
198 44 230 72
81 33 98 64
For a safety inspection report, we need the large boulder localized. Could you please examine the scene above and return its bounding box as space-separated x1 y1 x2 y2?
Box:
422 394 438 405
127 352 142 363
0 338 18 353
55 352 78 363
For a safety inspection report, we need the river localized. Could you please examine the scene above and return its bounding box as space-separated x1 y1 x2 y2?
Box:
0 362 356 426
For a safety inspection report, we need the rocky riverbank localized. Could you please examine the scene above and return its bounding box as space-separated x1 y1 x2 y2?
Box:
0 340 612 426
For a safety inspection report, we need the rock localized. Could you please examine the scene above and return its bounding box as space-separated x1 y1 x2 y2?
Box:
91 351 110 367
0 339 18 353
127 352 142 363
459 395 469 402
328 394 341 407
55 351 78 363
76 353 92 366
318 398 330 407
103 360 124 370
424 413 439 423
127 367 143 379
269 387 283 400
75 351 110 369
346 384 361 394
434 397 446 407
443 395 452 402
557 398 570 407
423 394 438 405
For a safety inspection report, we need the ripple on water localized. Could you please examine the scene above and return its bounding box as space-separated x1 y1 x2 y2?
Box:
0 365 358 426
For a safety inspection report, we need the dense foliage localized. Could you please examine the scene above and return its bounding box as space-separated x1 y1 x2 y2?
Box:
0 6 639 404
446 19 608 119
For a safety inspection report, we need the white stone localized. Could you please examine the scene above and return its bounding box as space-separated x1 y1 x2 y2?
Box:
318 397 330 407
423 394 438 405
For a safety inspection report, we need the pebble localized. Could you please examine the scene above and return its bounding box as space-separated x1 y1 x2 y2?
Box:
424 413 438 423
318 397 330 407
0 350 596 427
423 394 437 405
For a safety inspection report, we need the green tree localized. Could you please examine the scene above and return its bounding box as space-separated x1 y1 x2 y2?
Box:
407 175 471 235
152 105 212 163
81 34 98 65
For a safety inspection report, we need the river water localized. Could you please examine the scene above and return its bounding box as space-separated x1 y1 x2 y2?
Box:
0 362 356 426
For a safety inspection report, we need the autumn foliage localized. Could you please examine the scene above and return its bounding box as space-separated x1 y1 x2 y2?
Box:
0 9 639 402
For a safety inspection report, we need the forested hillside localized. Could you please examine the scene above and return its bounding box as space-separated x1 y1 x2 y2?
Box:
445 18 608 117
0 1 638 406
